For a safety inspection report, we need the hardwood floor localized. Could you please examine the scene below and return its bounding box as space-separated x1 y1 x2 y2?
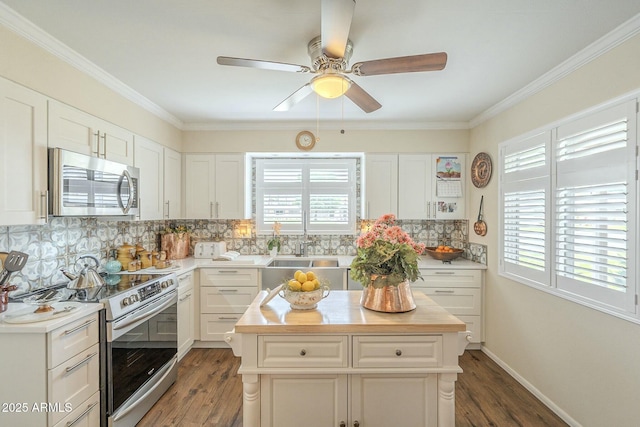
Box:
138 348 567 427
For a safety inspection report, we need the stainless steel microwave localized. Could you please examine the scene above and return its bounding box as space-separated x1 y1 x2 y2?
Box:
48 148 139 217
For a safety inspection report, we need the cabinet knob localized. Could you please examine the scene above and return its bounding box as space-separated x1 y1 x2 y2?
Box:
339 422 346 427
395 349 402 356
354 421 360 427
300 349 307 356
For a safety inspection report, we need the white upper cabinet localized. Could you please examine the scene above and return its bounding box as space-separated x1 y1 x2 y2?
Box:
365 154 398 218
366 153 466 220
0 79 48 225
164 147 182 219
48 100 134 165
134 136 165 220
185 153 246 219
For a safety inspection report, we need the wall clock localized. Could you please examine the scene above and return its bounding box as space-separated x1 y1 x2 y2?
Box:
295 130 316 151
471 152 492 188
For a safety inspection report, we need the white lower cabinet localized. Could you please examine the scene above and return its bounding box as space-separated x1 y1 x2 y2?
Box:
199 268 258 342
177 271 195 360
0 311 100 426
413 269 483 344
259 334 441 427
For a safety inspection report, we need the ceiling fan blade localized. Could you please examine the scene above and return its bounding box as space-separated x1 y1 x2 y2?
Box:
352 52 447 76
321 0 355 58
273 83 314 111
217 56 311 73
344 82 381 113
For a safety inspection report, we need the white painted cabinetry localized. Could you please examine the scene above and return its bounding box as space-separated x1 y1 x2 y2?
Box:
164 147 182 219
0 312 101 426
177 270 195 360
365 153 466 220
0 78 48 225
259 334 440 427
185 153 246 219
199 268 258 342
48 100 134 165
134 135 165 220
413 269 483 344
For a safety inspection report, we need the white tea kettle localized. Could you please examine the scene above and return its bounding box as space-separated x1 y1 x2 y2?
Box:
61 255 105 290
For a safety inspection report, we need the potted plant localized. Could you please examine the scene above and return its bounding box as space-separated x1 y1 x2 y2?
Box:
350 214 425 312
267 222 282 257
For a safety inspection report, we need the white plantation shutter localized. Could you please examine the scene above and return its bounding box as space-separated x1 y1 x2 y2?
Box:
500 131 551 286
499 98 638 318
256 158 356 234
554 100 636 313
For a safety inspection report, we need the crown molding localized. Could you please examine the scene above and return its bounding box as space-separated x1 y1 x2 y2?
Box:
469 12 640 128
0 3 184 129
183 120 470 131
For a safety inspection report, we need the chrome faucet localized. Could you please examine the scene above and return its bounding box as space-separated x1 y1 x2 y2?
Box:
297 210 310 257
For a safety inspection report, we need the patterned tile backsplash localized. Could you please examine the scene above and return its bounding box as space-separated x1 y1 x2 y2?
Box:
0 217 486 294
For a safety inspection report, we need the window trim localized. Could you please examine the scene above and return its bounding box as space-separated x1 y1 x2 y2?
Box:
498 92 640 325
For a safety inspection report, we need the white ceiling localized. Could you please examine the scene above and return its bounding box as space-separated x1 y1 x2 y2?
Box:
1 0 640 130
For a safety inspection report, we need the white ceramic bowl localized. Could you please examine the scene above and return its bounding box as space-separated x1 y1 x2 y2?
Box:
279 286 330 310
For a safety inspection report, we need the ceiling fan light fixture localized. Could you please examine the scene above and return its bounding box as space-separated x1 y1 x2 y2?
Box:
311 74 351 99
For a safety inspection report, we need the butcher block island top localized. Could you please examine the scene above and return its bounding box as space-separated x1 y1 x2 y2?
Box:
236 290 466 334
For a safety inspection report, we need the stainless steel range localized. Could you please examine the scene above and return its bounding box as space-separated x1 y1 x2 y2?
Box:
99 272 178 427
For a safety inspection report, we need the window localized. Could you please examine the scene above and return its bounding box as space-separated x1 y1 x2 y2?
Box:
255 158 357 234
499 99 638 319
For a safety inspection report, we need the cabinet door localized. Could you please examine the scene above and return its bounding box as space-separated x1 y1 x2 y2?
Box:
134 136 164 219
48 100 96 156
164 147 182 219
185 154 216 218
215 154 246 219
398 154 431 219
365 154 398 218
0 79 48 225
351 374 437 427
261 374 348 427
177 273 194 360
101 122 133 165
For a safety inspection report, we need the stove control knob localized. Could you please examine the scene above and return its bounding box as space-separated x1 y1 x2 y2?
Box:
122 297 131 307
132 294 140 302
161 280 169 289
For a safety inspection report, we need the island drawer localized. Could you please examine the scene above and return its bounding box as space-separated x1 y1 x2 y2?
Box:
353 335 442 368
258 335 348 368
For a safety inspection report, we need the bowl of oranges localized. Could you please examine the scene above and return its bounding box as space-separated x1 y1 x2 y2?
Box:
278 270 330 310
424 245 464 262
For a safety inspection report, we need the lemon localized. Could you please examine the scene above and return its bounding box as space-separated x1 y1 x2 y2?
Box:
301 280 315 292
294 270 304 281
297 272 308 283
306 271 316 281
288 280 302 291
313 279 320 290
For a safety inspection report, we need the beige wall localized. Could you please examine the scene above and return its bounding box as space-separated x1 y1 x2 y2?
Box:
470 33 640 426
183 128 469 153
0 26 182 151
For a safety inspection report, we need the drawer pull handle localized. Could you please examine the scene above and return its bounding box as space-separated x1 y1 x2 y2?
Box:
218 270 239 274
178 275 191 281
340 422 346 427
65 352 97 374
395 349 402 356
435 271 455 275
66 401 99 427
218 289 239 292
63 318 97 335
300 349 307 356
218 316 240 320
434 290 455 294
179 293 192 302
354 421 360 427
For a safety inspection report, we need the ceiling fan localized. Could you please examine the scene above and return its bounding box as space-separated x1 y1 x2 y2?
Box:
217 0 447 114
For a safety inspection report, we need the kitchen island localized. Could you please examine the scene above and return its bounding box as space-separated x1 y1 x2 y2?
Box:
231 290 467 427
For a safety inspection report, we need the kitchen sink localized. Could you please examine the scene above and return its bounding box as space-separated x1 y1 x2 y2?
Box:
263 258 345 290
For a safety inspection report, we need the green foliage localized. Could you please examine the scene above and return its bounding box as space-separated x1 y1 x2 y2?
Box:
350 240 422 287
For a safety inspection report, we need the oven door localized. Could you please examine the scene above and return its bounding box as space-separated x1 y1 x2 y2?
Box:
106 291 177 426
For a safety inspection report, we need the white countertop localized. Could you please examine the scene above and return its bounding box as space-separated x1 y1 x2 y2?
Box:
0 302 102 334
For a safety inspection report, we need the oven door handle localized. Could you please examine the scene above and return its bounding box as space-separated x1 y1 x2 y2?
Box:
113 293 176 331
112 356 178 422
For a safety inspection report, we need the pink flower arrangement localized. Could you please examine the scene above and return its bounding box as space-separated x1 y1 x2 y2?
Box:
351 214 425 287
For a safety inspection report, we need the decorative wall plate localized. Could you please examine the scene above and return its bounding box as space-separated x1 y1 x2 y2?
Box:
471 152 492 188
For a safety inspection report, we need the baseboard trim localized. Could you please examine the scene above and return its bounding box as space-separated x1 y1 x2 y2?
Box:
480 346 581 427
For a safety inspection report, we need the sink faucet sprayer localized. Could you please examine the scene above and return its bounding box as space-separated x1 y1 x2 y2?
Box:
298 210 310 257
